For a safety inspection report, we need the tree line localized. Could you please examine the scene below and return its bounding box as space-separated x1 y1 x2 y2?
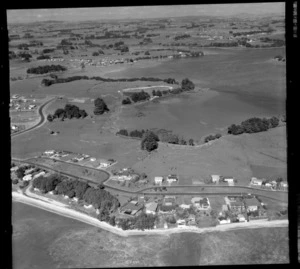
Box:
47 104 88 122
117 212 157 230
32 174 120 223
204 133 222 143
27 64 67 74
41 75 178 87
116 128 195 151
228 116 280 135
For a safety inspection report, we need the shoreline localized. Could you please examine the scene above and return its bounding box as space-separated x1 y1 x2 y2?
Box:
12 191 288 238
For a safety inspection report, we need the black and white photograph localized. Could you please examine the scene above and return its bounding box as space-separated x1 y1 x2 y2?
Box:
6 2 292 268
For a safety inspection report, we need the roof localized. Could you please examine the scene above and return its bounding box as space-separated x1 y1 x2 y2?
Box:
145 202 158 212
244 197 260 207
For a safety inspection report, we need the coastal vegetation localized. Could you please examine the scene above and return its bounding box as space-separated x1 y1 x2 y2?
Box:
141 131 159 152
47 104 88 121
228 116 280 135
27 64 67 74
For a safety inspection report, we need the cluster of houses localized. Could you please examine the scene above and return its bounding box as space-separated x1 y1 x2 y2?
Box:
69 57 136 68
250 177 288 191
11 164 49 182
218 194 265 224
42 150 115 169
154 174 179 185
118 195 212 228
10 95 37 111
111 167 140 182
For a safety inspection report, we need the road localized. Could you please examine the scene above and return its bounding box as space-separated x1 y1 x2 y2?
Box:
12 158 288 203
11 97 56 138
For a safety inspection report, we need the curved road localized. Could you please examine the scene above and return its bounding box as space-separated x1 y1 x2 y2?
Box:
11 97 56 138
12 158 288 203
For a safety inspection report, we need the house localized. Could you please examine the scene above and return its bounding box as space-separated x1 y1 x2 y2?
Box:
11 125 18 131
154 176 164 185
244 197 260 212
237 214 246 222
24 168 35 175
11 166 19 172
179 204 191 209
265 183 272 188
251 177 263 186
117 175 132 181
223 177 234 186
224 196 245 212
211 175 220 183
32 171 46 179
145 202 158 214
164 196 176 206
120 202 143 216
280 181 288 190
166 174 178 184
191 197 211 210
218 217 231 224
23 174 32 181
222 204 229 212
44 150 55 156
90 157 97 162
176 219 186 226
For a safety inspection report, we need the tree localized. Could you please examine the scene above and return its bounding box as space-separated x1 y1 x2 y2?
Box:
188 139 194 146
109 215 116 226
122 98 132 105
92 51 99 56
181 78 195 91
94 98 109 115
47 114 53 122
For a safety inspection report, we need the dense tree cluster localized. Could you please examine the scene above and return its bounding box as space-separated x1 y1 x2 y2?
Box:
17 43 29 50
18 52 32 61
32 175 120 220
117 212 157 230
228 116 280 135
40 75 179 87
94 98 109 115
47 104 88 122
174 34 191 40
27 64 67 74
42 48 55 54
141 131 159 152
274 55 285 61
37 55 51 60
181 78 195 91
152 90 163 97
204 133 222 143
130 91 151 103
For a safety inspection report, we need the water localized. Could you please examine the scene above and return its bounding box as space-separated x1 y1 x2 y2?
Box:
109 48 286 139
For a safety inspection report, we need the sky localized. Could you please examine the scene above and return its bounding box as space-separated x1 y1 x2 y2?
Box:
7 3 285 24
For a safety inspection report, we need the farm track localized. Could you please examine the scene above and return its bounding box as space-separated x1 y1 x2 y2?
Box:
11 97 56 138
12 158 287 203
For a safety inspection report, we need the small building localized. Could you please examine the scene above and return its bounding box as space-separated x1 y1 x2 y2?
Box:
23 174 32 181
211 175 220 183
191 197 210 210
244 197 260 212
32 171 46 179
166 174 178 184
218 218 231 225
120 202 143 216
145 202 158 214
225 196 245 212
90 157 97 162
265 183 272 188
24 168 35 175
164 196 176 206
237 214 246 222
222 204 229 212
176 219 186 226
223 177 234 186
179 204 191 209
44 150 55 156
280 181 288 190
154 176 164 185
10 166 19 172
251 177 263 186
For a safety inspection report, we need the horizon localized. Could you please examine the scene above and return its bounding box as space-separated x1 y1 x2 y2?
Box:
7 3 285 24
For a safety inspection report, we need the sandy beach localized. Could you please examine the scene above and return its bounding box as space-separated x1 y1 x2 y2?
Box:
12 191 288 238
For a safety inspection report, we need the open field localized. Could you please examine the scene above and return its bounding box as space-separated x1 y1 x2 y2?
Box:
132 126 286 185
27 157 109 183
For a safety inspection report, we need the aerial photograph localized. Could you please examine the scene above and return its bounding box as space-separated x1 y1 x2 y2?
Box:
8 3 288 268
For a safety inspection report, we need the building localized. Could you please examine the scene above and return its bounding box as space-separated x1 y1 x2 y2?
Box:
179 204 191 209
44 150 55 156
32 171 46 179
211 175 220 183
176 219 186 226
280 181 288 190
187 214 196 226
11 166 19 172
237 214 246 222
223 177 234 186
191 197 211 210
251 177 263 186
244 197 260 212
222 204 229 212
120 201 143 216
224 196 245 212
154 176 164 185
218 217 231 225
145 202 158 214
23 174 32 181
164 196 176 206
166 174 178 184
24 168 35 175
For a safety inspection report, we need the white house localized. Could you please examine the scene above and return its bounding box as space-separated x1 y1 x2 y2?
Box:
238 214 246 222
166 175 178 184
280 181 288 190
23 174 32 181
251 177 263 186
218 218 231 225
11 166 19 172
154 176 164 185
179 204 191 209
265 183 272 188
44 150 55 156
25 168 35 175
176 219 186 226
211 175 220 183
